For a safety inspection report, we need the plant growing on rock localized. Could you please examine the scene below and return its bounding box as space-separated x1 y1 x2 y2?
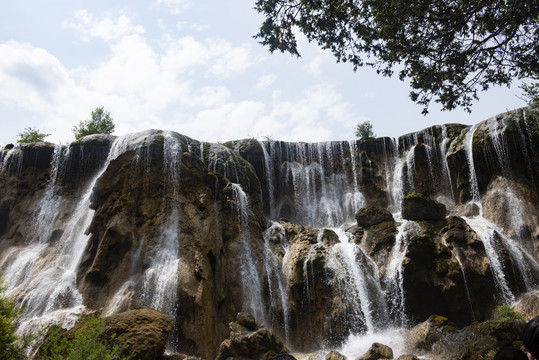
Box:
42 316 132 360
16 127 50 143
0 280 27 360
73 107 115 140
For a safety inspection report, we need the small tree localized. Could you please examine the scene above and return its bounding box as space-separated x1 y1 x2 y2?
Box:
16 127 50 143
73 107 115 140
355 121 375 140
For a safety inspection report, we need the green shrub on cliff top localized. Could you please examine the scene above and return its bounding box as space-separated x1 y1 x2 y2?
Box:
73 107 115 140
16 127 50 143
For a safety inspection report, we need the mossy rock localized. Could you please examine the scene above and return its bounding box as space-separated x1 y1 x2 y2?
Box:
355 206 394 228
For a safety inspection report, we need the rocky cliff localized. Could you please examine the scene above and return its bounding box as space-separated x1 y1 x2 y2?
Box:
0 107 538 358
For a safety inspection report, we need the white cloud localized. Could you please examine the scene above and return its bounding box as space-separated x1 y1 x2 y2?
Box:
154 0 191 15
205 39 252 78
62 10 145 43
192 87 231 107
0 10 360 145
0 10 259 144
256 74 276 89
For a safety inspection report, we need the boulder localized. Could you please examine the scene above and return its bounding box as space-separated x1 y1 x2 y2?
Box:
415 314 526 359
101 308 173 360
325 350 346 360
396 356 419 360
401 194 446 221
355 206 394 228
356 342 393 360
216 313 289 360
42 309 173 360
408 315 458 351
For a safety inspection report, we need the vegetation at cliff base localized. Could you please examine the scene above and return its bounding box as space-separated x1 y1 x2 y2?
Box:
73 107 115 140
255 0 539 114
0 281 26 360
42 316 132 360
16 127 50 143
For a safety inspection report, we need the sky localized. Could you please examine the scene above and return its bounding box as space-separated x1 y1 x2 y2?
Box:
0 1 530 146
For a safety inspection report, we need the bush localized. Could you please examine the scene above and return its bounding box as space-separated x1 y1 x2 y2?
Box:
42 316 132 360
493 305 523 321
0 281 26 360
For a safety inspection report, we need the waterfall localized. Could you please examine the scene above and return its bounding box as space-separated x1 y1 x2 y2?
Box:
262 141 365 227
463 125 481 206
384 220 422 326
2 144 65 289
0 145 23 176
259 141 276 219
2 136 140 333
263 222 291 344
327 229 388 334
138 132 183 351
230 183 267 324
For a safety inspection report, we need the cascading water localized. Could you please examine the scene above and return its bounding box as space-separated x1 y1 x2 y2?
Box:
384 220 422 326
259 141 277 219
263 222 291 344
327 229 388 334
1 144 65 289
459 120 539 304
1 135 142 333
258 141 365 227
138 132 183 351
230 183 267 324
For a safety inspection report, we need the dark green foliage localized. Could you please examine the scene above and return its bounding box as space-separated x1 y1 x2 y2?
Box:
520 76 539 109
16 127 50 143
355 121 375 140
493 305 523 322
42 316 132 360
255 0 539 114
0 281 26 360
73 107 115 140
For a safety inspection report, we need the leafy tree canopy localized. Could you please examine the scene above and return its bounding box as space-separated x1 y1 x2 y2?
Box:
16 127 50 143
520 75 539 109
355 120 375 140
73 107 115 140
254 0 539 114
